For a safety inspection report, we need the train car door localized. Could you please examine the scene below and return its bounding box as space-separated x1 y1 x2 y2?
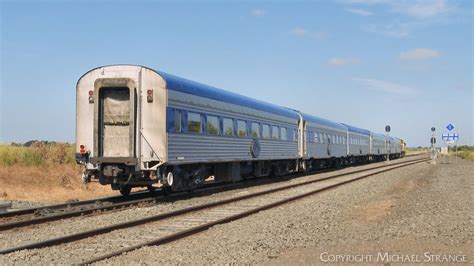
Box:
98 87 135 157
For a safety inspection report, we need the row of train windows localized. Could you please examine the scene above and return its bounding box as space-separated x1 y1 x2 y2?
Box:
173 110 297 141
307 131 368 146
307 131 346 145
350 137 368 145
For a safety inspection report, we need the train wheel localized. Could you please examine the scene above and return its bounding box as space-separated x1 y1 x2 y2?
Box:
119 185 132 196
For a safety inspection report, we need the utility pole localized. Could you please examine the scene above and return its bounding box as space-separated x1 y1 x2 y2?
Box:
385 125 390 162
430 127 437 164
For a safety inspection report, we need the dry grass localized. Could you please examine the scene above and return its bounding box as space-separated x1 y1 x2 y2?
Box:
405 147 429 155
455 150 474 161
0 143 75 166
0 143 115 203
0 165 114 202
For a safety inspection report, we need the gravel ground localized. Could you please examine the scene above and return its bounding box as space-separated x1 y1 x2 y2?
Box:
0 200 47 213
98 157 471 265
3 156 470 265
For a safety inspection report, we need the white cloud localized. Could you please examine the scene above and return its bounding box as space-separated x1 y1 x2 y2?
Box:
354 78 417 95
400 48 440 60
328 57 360 66
362 20 429 38
346 8 373 16
347 0 460 37
346 0 452 18
393 0 451 19
290 27 325 39
252 9 266 17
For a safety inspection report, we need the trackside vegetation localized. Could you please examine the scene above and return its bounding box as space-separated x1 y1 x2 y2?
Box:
0 142 75 166
454 146 474 161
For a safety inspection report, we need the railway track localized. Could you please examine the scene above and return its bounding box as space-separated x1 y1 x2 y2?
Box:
0 154 424 232
0 156 429 264
0 189 164 231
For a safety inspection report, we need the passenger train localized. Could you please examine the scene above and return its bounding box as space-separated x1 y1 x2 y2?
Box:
76 65 405 195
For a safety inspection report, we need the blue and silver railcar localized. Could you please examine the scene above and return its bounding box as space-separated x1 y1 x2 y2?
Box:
342 123 370 163
369 132 387 161
300 113 348 169
76 65 300 194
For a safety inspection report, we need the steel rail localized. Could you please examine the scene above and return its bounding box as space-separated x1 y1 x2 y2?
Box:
0 189 156 219
0 157 428 256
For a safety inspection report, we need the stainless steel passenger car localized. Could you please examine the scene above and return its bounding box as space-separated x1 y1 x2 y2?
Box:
300 114 348 169
369 132 387 160
342 124 370 163
76 65 300 194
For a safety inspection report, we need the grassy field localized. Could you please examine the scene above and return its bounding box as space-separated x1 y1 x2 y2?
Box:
0 143 75 166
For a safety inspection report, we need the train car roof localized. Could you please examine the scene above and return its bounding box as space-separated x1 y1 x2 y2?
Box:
371 132 386 138
301 113 348 131
342 123 370 135
158 71 300 120
77 65 299 120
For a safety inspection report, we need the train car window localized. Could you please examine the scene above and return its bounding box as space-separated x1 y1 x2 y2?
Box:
289 128 295 141
223 118 234 136
237 120 247 137
175 111 181 132
251 122 260 138
188 112 202 133
332 135 336 144
293 129 297 142
272 126 279 139
314 132 319 143
262 124 270 139
207 115 219 135
280 127 287 140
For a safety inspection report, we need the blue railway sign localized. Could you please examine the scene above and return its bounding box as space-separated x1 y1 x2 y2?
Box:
442 133 459 140
446 123 454 131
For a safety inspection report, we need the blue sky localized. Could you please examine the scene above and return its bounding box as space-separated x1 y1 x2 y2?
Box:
0 0 472 146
